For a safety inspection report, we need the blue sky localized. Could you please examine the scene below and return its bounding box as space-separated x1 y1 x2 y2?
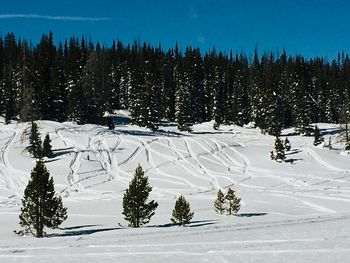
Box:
1 0 350 58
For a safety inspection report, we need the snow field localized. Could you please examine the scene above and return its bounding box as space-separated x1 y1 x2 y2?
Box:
1 117 350 262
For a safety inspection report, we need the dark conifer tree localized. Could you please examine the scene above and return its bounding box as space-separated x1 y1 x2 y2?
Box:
225 187 241 215
31 32 56 120
171 195 194 225
128 42 149 127
18 40 34 122
66 36 87 124
271 136 286 162
81 45 103 124
212 52 226 130
313 125 324 146
19 160 67 237
186 47 205 123
143 46 162 131
122 164 158 227
292 56 312 135
42 133 52 157
214 189 226 215
27 121 42 158
161 48 177 121
106 116 115 130
175 57 193 132
229 54 251 126
284 137 291 151
2 33 18 121
250 48 263 128
50 42 67 122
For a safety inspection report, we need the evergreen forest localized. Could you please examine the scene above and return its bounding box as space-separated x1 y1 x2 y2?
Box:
1 32 350 135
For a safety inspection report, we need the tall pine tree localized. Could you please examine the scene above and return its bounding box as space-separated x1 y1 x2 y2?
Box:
122 164 158 227
19 160 67 237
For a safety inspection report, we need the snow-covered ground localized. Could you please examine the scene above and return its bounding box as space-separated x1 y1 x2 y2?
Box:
1 113 350 262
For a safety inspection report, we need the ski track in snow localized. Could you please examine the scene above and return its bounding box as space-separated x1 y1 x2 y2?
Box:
305 147 349 173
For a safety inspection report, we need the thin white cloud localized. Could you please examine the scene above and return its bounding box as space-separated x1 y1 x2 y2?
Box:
0 14 111 21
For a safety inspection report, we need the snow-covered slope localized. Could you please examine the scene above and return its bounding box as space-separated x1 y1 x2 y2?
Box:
1 116 350 262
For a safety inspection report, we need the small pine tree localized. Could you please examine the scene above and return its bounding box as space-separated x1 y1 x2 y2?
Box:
344 126 350 150
284 137 291 151
225 187 241 215
271 137 285 162
214 189 226 215
328 137 332 150
171 195 194 225
313 125 324 146
122 164 158 227
345 141 350 151
275 137 285 161
27 122 42 159
19 160 67 237
42 133 52 157
213 121 220 131
270 150 275 160
106 116 115 130
5 105 11 125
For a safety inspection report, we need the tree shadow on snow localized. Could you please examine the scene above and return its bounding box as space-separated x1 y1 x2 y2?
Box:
285 149 302 155
319 127 343 136
283 127 342 137
236 212 267 218
58 224 100 230
48 226 121 237
50 147 75 158
111 115 132 125
115 129 185 138
150 220 218 228
191 131 236 135
285 158 303 164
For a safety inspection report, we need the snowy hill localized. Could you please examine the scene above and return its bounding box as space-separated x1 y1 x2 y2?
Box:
1 116 350 262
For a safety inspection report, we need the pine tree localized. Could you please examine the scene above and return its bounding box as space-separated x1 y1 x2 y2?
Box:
18 40 34 122
257 53 283 136
292 57 312 135
328 137 333 150
225 187 241 215
175 60 193 132
27 121 42 158
42 133 52 157
271 136 286 162
2 33 19 122
122 164 158 227
19 160 67 237
214 189 226 215
313 125 324 146
284 137 291 151
161 48 177 121
143 48 162 131
128 44 148 127
171 195 194 225
345 124 350 150
66 36 86 124
344 141 350 151
106 116 115 130
50 42 67 122
211 52 225 130
5 104 11 124
81 48 103 124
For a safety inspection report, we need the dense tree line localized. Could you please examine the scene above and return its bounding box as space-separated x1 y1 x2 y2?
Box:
1 32 350 135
